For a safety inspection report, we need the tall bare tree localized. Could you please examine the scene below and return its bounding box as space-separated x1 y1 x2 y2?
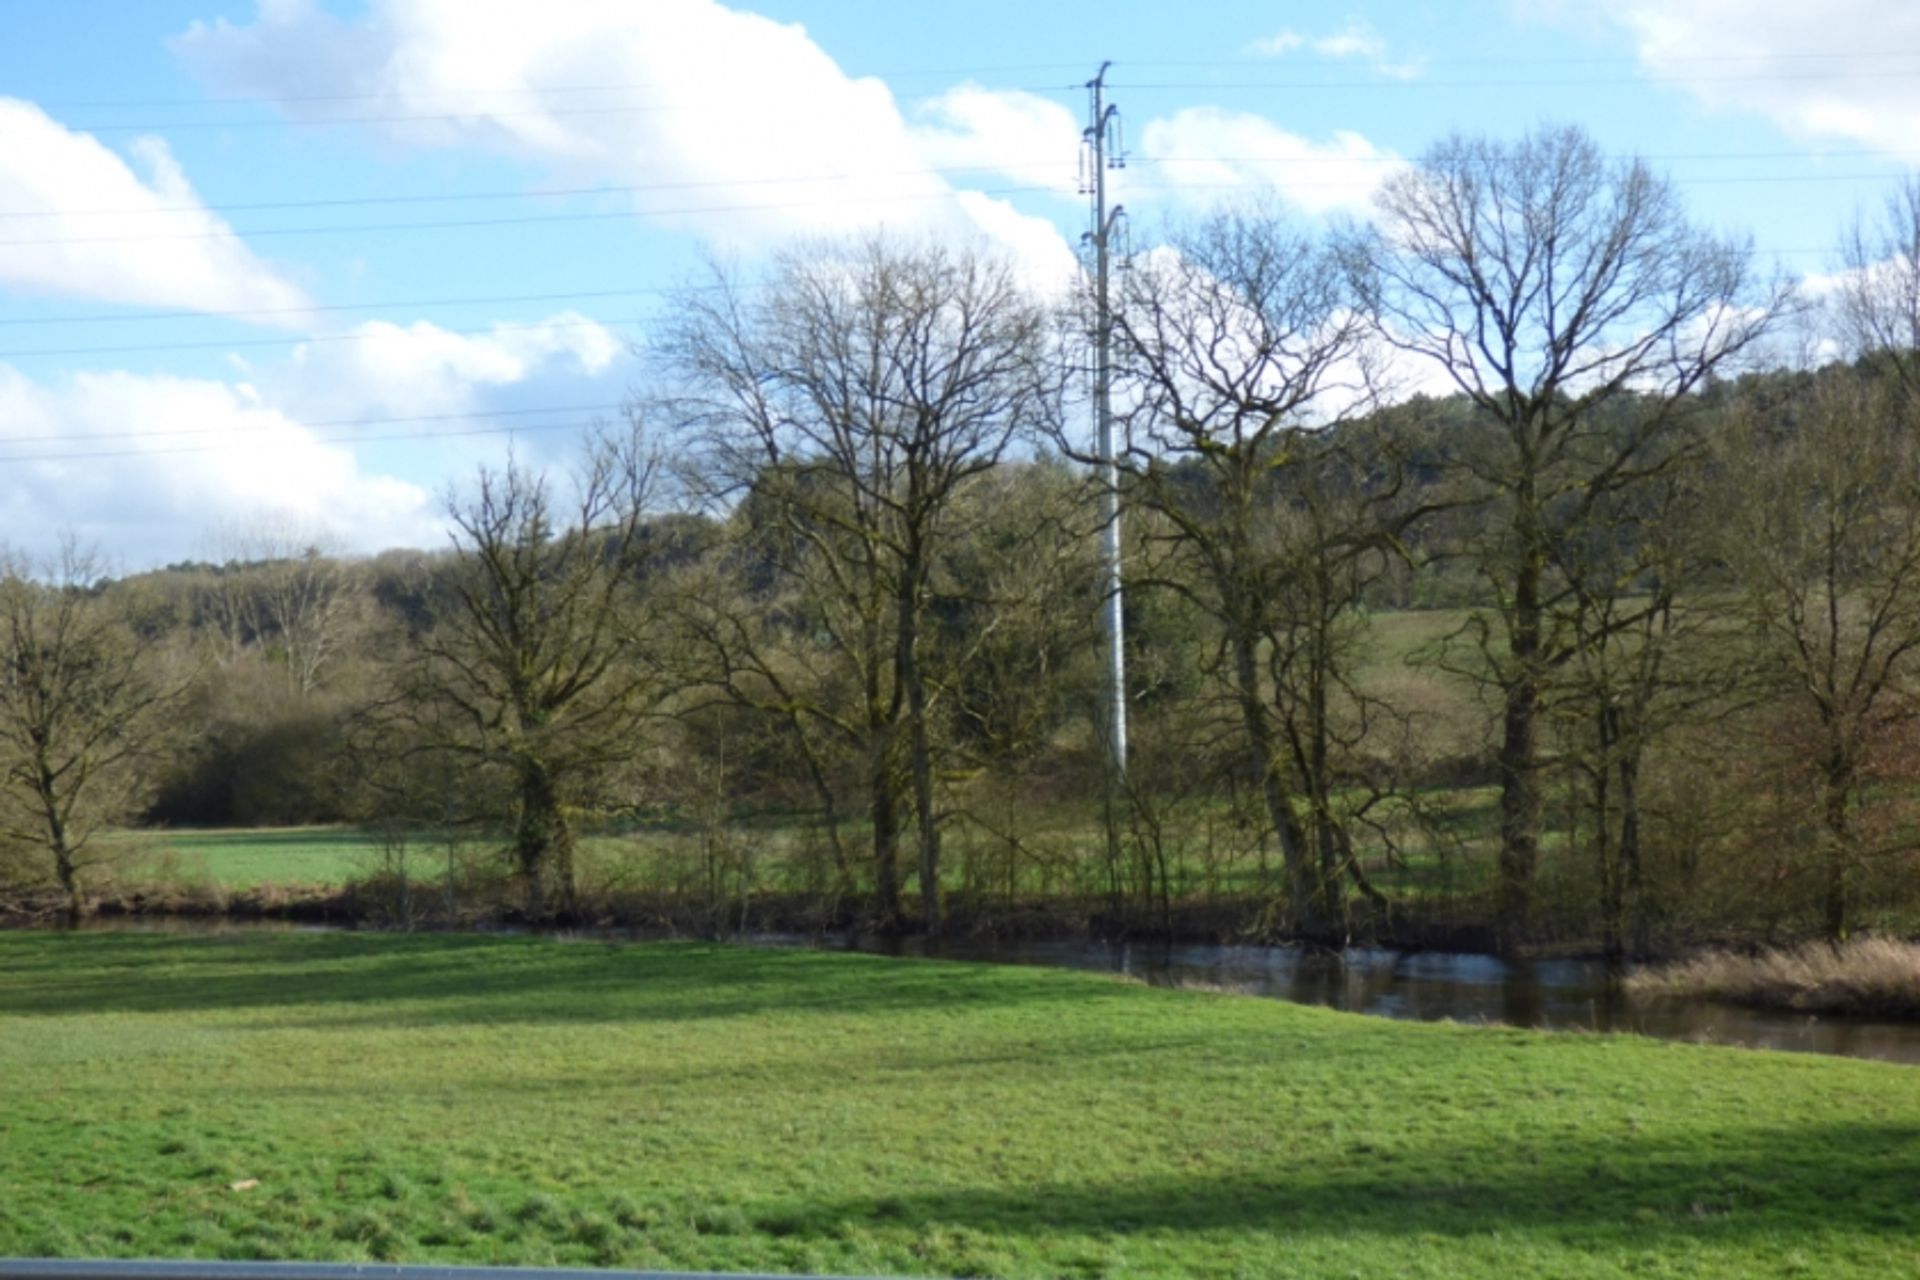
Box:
0 543 185 915
1350 124 1784 941
1104 210 1416 934
661 237 1058 931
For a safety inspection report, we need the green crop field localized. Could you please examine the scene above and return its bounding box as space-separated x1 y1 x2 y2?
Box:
1 931 1915 1278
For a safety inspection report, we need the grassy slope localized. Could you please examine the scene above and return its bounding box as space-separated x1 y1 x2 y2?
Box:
2 934 1916 1279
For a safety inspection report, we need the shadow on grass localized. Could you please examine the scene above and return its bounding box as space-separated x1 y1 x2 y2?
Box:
0 932 1126 1027
797 1122 1920 1250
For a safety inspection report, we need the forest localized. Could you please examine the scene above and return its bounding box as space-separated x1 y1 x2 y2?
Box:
8 125 1920 958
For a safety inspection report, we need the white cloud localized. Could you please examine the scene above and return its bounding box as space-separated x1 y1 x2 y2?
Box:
908 83 1083 193
0 364 439 564
0 98 309 319
0 311 635 565
172 0 1076 281
1246 21 1423 79
950 193 1081 297
1247 30 1305 57
1315 26 1387 61
1138 110 1403 216
1610 2 1920 161
274 311 626 420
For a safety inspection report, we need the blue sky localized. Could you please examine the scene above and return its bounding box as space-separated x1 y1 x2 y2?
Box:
3 0 1916 566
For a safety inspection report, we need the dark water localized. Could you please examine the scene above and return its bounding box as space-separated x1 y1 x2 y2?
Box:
45 916 1920 1066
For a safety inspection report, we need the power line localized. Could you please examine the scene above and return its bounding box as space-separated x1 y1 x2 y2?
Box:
0 418 596 465
1124 50 1920 68
39 66 1920 135
26 64 1094 112
0 318 621 360
30 49 1920 115
0 163 1071 220
1145 148 1920 167
3 169 1911 255
57 90 1081 135
1 402 627 448
0 240 1844 358
1114 70 1920 90
0 183 1064 249
7 147 1907 223
0 285 702 328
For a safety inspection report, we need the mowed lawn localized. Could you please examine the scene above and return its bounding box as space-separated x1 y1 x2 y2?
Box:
2 934 1917 1279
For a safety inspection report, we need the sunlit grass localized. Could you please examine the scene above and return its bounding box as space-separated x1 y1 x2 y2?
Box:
101 827 385 890
1 931 1916 1277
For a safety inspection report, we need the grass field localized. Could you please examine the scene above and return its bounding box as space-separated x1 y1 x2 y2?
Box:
100 800 1505 904
1 931 1916 1278
102 828 387 891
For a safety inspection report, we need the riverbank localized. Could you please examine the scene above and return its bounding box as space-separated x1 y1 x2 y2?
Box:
3 931 1917 1278
1628 937 1920 1019
23 821 1913 960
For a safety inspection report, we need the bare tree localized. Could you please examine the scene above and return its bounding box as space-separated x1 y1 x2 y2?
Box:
0 543 185 915
660 236 1059 932
1105 209 1415 934
1350 124 1785 941
1837 175 1920 395
1545 449 1740 958
1712 368 1920 939
387 428 665 920
197 517 358 695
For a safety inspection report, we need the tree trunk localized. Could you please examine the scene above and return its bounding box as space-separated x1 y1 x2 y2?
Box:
514 759 576 921
36 763 81 920
1231 627 1318 934
1618 744 1647 959
909 707 940 934
52 836 80 921
1498 549 1544 947
1822 758 1853 941
1306 626 1343 932
1596 704 1621 962
782 710 856 899
869 738 902 931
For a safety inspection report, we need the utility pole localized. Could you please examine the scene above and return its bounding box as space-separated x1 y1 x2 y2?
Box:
1083 60 1128 776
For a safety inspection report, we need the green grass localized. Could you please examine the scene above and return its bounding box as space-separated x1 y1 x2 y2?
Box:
94 802 1498 902
102 827 389 890
1 932 1917 1277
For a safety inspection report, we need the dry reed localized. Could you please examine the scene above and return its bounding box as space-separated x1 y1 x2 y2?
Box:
1626 937 1920 1018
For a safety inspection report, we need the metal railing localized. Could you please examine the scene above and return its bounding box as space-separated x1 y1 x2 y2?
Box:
0 1263 899 1280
